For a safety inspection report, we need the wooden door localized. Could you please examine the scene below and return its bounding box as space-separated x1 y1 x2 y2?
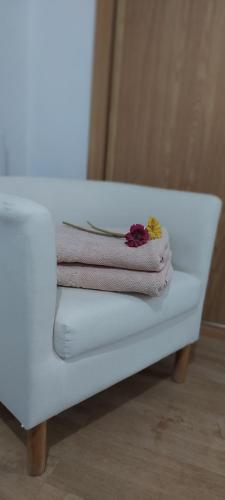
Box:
89 0 225 324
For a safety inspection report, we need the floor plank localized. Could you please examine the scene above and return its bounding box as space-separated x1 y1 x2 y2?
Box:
0 326 225 499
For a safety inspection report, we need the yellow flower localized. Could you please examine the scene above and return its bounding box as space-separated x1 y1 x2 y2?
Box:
146 217 162 239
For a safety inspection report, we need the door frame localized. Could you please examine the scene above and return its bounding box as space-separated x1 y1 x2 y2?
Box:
87 0 117 180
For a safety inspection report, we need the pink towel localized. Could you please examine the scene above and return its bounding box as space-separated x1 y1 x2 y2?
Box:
56 224 170 272
57 258 173 296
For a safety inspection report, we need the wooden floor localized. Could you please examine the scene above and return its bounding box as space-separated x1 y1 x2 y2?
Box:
0 325 225 500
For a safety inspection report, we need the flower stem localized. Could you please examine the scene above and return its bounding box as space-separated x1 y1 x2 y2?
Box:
62 221 111 236
86 221 125 238
62 221 125 238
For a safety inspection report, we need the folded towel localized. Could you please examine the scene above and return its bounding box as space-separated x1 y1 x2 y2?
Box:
56 224 170 272
57 257 173 296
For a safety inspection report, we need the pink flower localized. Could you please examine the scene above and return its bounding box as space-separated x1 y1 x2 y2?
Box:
125 224 150 247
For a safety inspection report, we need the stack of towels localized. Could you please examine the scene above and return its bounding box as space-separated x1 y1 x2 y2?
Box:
56 223 173 296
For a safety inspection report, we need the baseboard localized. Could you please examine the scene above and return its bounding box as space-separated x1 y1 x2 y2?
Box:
201 321 225 340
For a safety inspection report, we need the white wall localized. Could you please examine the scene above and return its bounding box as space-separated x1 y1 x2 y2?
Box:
0 0 96 178
27 0 96 178
0 0 28 175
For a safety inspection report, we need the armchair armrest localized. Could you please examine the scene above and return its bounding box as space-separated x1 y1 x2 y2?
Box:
0 194 57 423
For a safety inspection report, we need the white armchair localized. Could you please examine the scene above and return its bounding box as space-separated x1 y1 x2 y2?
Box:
0 177 221 475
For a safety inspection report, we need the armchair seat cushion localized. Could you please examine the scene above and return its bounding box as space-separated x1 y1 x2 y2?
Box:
54 270 201 360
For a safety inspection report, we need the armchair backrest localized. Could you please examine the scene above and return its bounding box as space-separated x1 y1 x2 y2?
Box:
0 177 221 294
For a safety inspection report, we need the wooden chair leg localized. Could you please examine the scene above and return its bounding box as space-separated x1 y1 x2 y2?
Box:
27 421 47 476
173 345 192 383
